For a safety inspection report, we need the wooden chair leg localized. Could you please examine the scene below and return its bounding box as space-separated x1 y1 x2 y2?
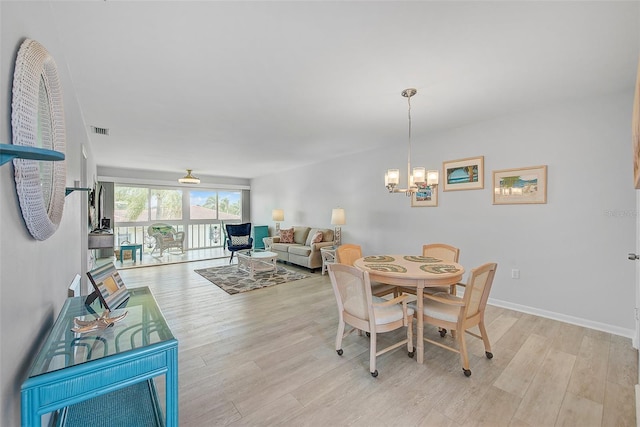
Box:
335 320 345 353
458 329 470 376
406 314 414 353
369 331 378 376
478 320 493 358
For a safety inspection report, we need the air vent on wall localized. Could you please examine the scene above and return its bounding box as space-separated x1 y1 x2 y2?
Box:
90 126 109 136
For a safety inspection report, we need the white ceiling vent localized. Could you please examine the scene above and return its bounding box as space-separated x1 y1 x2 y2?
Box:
90 126 109 136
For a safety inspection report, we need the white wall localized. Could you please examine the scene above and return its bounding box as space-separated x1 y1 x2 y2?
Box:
1 2 95 425
0 2 636 425
251 91 636 336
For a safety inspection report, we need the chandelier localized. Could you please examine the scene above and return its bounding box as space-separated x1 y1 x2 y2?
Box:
178 169 200 184
384 88 438 196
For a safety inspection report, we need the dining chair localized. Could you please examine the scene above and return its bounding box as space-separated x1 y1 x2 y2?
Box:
423 243 461 296
327 263 415 377
399 243 460 297
414 262 497 377
336 244 398 298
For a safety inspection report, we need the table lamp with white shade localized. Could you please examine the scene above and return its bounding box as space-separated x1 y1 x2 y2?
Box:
331 208 346 246
272 209 284 232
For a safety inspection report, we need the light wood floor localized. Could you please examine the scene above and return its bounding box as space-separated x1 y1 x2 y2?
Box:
119 258 638 426
109 247 229 270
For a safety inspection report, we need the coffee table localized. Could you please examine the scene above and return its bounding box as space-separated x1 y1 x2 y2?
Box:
237 250 278 279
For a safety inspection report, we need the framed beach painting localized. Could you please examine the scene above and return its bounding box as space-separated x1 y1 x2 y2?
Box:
443 156 484 191
492 165 547 205
411 182 437 207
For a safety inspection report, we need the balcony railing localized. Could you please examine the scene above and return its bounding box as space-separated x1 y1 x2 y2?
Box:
113 221 240 251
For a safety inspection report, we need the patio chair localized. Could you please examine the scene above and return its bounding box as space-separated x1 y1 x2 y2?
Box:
147 223 185 256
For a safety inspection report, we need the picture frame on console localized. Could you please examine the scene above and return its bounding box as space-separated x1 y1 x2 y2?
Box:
86 263 130 310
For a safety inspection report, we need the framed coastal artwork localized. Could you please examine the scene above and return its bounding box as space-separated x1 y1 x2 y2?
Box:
411 182 437 207
442 156 484 191
492 165 547 205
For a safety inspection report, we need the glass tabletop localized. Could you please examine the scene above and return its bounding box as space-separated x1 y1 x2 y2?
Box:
27 286 174 378
238 249 277 258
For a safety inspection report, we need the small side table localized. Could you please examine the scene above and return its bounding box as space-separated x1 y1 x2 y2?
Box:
320 246 337 275
120 243 143 263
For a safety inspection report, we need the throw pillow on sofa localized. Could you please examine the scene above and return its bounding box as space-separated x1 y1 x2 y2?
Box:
310 231 323 244
279 228 295 243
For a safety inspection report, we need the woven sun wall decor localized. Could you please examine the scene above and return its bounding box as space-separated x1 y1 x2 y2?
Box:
11 39 67 240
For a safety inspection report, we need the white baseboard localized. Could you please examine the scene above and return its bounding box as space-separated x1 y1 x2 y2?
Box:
488 297 635 339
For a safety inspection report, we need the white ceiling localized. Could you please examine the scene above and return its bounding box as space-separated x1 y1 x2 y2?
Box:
49 1 639 180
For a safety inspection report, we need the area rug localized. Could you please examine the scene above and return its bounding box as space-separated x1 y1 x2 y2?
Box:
194 264 308 295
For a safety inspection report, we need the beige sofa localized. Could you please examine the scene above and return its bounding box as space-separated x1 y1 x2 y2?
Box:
271 226 335 271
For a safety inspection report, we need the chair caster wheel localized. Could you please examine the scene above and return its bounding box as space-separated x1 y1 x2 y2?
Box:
336 349 343 356
463 368 471 377
408 347 415 358
439 329 447 338
486 351 493 359
366 332 371 337
371 370 378 378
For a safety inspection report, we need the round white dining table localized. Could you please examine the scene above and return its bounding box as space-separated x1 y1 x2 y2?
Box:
353 254 465 364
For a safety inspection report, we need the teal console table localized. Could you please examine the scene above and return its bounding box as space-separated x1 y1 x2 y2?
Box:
21 286 178 426
253 225 269 250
